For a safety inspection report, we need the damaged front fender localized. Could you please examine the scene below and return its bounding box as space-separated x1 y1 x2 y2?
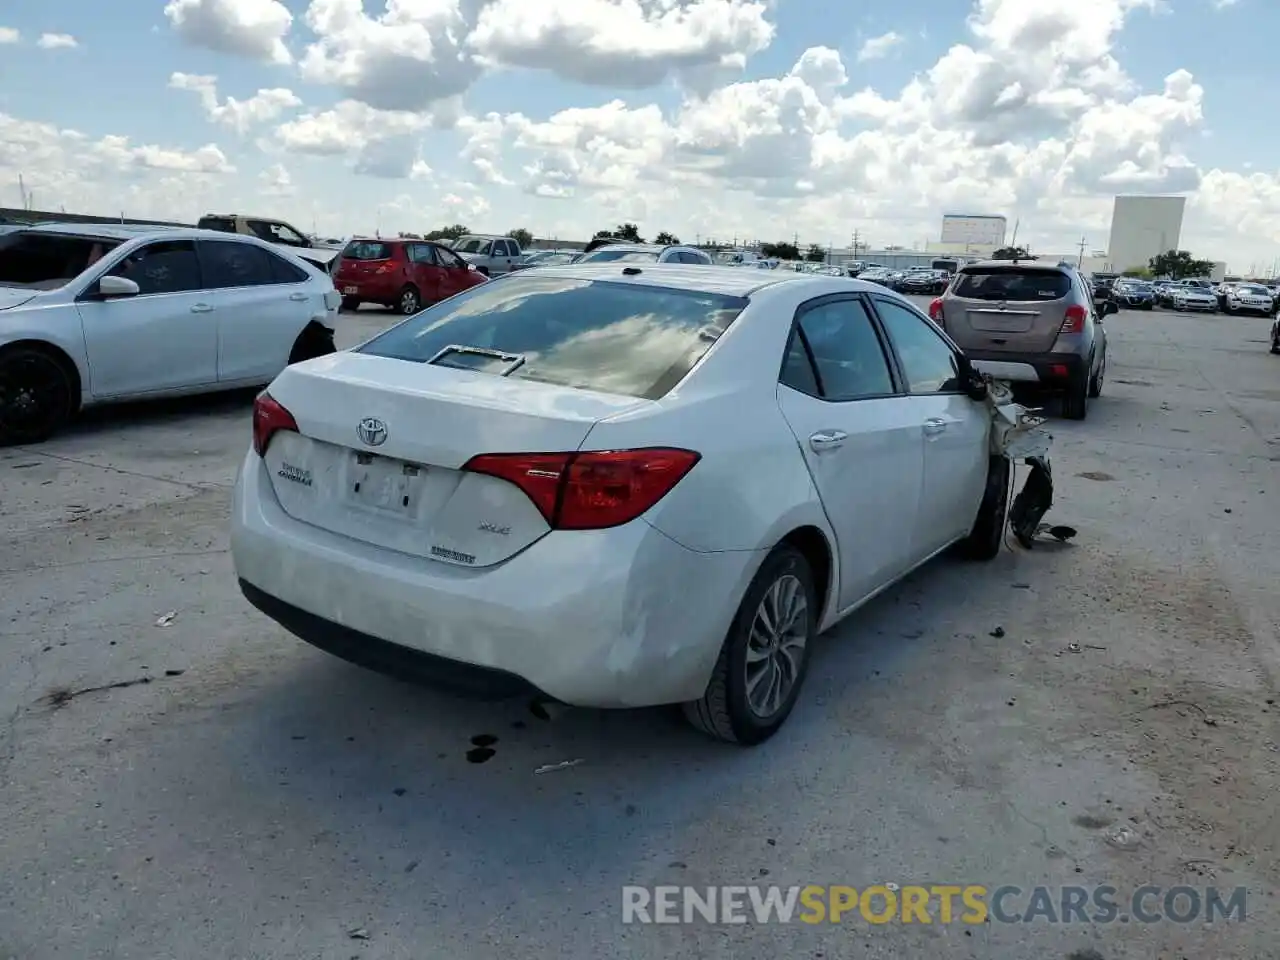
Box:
983 378 1057 549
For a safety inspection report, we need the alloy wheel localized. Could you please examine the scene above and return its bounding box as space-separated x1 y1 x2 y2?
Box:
400 288 420 314
0 352 69 441
744 574 809 719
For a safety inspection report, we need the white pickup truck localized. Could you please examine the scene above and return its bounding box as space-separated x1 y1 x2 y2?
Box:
450 235 523 276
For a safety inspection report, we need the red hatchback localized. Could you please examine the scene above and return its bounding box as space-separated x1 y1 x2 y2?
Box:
333 238 487 314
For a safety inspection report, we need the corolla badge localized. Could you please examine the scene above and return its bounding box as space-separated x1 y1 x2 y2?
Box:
357 416 388 446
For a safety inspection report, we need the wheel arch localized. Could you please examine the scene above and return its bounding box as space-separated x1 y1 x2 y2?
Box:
778 524 834 628
0 338 84 413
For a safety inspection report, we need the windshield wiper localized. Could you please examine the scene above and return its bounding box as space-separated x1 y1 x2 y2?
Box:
427 344 526 376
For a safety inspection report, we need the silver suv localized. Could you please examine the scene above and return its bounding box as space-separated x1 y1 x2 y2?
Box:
929 260 1108 420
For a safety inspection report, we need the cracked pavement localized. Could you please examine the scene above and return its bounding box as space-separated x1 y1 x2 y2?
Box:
1 302 1277 959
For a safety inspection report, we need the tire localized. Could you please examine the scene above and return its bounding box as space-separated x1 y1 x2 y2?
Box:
683 544 816 745
1270 326 1280 355
957 455 1011 561
397 285 421 315
341 296 360 312
477 266 491 277
0 346 75 446
288 326 337 365
1088 350 1105 398
1062 368 1089 420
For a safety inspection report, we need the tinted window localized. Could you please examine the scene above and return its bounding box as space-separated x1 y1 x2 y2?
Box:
578 249 661 263
874 298 961 395
269 253 309 283
791 299 894 401
0 231 122 289
196 217 236 233
408 244 438 265
342 241 392 261
779 330 820 395
201 240 275 287
953 268 1071 302
107 240 201 295
358 275 748 400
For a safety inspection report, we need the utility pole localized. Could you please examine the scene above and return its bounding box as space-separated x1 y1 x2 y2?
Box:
851 229 861 259
1076 235 1087 268
1010 218 1020 249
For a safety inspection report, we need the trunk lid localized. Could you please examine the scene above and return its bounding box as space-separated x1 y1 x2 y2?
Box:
261 353 651 567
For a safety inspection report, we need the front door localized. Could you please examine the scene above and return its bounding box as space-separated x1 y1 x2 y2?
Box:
432 244 474 299
774 296 924 609
871 296 990 557
406 243 445 304
75 239 217 398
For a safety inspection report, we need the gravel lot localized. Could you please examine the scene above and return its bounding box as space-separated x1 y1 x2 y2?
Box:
2 300 1278 959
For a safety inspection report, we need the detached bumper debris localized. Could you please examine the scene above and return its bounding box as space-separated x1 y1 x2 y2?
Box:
982 379 1066 549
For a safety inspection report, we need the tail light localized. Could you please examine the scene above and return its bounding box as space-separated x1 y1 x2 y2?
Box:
1059 304 1087 335
252 392 298 457
462 448 700 530
928 297 944 323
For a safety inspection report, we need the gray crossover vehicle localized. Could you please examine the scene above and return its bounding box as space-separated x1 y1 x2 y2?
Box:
928 260 1107 420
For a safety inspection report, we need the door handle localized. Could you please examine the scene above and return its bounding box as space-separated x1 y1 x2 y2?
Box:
923 417 947 436
288 292 308 301
809 430 848 452
190 303 214 313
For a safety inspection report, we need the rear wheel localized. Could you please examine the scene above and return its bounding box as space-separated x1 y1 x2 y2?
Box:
1062 368 1089 420
398 285 421 315
1088 350 1105 398
288 325 336 365
341 296 360 311
0 346 74 446
683 545 816 745
957 455 1010 561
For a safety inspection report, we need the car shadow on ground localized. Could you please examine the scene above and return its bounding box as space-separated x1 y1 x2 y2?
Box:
58 388 260 440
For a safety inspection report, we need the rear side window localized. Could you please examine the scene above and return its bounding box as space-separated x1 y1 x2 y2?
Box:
200 240 275 288
782 299 895 401
358 274 748 400
953 269 1071 302
269 253 309 283
407 244 438 265
342 241 392 261
196 217 236 233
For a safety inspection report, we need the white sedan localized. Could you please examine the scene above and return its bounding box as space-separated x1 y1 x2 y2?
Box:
232 264 1009 744
0 223 340 445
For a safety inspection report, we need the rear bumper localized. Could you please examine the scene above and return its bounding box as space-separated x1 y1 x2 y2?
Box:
334 279 399 302
230 453 758 708
966 351 1085 385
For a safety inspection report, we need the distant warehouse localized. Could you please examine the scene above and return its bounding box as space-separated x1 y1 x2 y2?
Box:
1106 195 1186 273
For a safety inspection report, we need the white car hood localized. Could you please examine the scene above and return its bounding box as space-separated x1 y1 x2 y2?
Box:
282 244 338 265
0 288 39 311
455 251 484 262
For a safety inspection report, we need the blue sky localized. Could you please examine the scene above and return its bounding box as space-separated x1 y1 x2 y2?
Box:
1 0 1278 270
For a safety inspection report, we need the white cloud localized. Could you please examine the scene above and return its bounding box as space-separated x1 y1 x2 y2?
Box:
258 162 294 197
1213 0 1239 8
37 33 77 49
0 27 18 44
164 0 293 64
169 73 302 133
856 31 902 62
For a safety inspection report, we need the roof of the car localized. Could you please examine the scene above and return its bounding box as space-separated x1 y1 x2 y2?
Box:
21 222 192 241
961 258 1071 272
500 261 892 298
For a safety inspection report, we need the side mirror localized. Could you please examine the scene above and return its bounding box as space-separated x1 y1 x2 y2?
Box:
98 275 140 298
956 354 988 402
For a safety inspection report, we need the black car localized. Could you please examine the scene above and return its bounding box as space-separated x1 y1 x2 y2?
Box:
1113 280 1154 310
901 269 948 294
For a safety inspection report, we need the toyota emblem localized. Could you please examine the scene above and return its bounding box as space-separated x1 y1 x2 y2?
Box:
357 417 388 446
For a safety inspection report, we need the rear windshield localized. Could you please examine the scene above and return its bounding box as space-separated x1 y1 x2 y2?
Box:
0 231 123 289
196 217 236 233
953 268 1071 302
577 249 661 263
357 274 748 400
341 241 392 260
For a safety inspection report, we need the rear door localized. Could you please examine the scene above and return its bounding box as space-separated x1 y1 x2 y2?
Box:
199 239 309 383
773 295 924 609
75 239 217 397
871 296 989 557
406 243 444 303
947 266 1072 354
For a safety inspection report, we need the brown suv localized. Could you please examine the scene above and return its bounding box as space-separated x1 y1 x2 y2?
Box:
928 260 1108 420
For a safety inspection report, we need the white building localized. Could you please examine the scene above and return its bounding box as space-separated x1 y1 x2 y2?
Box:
1106 196 1186 273
940 214 1008 248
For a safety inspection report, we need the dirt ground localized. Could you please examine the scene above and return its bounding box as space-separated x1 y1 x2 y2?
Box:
1 302 1278 959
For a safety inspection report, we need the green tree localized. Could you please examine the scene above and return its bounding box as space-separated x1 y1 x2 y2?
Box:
992 246 1032 260
654 230 679 245
506 227 534 249
425 223 469 242
613 222 644 243
1148 249 1215 280
1121 267 1153 279
760 241 799 260
805 243 827 263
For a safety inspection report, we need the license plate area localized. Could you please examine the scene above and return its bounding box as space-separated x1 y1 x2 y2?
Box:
967 310 1035 333
343 285 359 294
346 451 426 515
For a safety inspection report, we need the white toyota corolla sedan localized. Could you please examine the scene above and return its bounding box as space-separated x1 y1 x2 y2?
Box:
0 223 340 445
232 264 1009 744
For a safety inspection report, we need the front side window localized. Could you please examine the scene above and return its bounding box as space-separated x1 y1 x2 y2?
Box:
434 246 467 269
107 240 202 295
783 299 895 401
358 274 747 400
874 298 961 395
